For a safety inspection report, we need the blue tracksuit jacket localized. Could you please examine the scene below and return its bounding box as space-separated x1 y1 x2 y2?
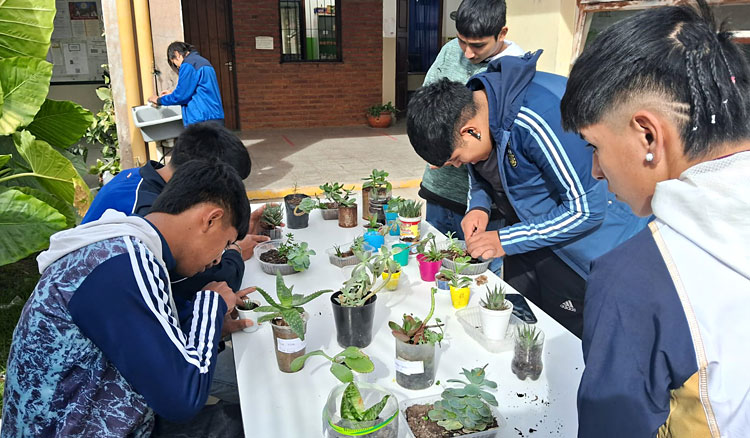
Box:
158 52 224 125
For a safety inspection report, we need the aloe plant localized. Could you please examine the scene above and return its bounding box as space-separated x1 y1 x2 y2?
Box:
427 365 499 432
397 199 423 218
480 285 509 311
291 347 389 423
389 288 444 345
253 272 332 340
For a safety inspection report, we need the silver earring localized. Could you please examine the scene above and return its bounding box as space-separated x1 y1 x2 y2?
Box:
645 152 654 162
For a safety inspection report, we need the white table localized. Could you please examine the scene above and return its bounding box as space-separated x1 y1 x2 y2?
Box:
234 203 584 437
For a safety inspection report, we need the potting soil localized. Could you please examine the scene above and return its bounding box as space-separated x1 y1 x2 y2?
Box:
405 404 499 437
259 249 288 265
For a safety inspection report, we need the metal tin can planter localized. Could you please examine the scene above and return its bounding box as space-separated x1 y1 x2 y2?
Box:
284 193 311 229
236 299 261 333
416 254 442 282
381 270 402 291
320 202 340 220
338 205 358 228
449 285 471 309
511 325 545 381
331 292 377 348
394 339 436 390
323 383 399 438
271 313 309 373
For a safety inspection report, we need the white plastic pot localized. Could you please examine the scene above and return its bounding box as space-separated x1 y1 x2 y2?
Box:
479 301 513 341
236 299 261 333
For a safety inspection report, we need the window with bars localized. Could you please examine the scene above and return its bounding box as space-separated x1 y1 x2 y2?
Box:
279 0 341 62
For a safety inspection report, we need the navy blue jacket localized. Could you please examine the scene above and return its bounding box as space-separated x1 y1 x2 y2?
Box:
466 51 649 277
158 52 224 125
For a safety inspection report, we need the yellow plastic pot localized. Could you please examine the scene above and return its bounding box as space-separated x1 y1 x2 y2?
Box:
381 270 402 291
449 285 470 309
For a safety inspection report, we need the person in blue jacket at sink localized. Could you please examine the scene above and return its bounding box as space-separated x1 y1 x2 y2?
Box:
406 51 650 337
149 41 224 126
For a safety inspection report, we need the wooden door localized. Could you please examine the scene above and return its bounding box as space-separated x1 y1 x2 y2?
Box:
182 0 239 130
395 0 409 113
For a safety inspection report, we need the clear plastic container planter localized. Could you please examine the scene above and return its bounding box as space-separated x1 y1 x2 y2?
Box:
326 243 374 268
271 313 309 373
399 395 506 438
394 339 436 390
512 325 545 381
256 240 299 276
322 382 399 438
259 226 283 240
320 203 340 220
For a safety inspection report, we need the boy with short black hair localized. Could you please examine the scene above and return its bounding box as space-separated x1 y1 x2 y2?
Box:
1 159 251 437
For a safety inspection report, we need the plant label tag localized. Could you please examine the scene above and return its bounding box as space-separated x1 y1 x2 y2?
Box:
395 358 424 375
277 338 306 353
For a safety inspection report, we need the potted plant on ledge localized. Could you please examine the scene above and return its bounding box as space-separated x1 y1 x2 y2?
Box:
389 288 444 390
254 272 332 372
366 101 397 128
256 233 316 275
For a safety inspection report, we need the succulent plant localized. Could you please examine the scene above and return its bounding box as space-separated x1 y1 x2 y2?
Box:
480 285 509 311
516 324 543 350
277 233 315 272
334 187 357 208
427 365 499 432
261 203 283 227
320 182 345 203
397 199 423 218
337 246 401 307
416 233 443 262
362 169 391 191
439 256 473 289
389 288 444 345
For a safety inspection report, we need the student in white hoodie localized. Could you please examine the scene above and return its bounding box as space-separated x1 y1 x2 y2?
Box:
560 1 750 436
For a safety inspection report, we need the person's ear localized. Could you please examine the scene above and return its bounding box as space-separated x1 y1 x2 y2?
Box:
497 27 508 40
632 110 664 166
459 125 482 143
203 207 226 233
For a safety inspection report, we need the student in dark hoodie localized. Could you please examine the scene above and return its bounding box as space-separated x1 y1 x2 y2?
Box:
148 41 224 126
407 52 648 336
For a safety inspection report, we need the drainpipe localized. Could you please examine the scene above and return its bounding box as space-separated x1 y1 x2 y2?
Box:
133 0 158 159
115 0 147 166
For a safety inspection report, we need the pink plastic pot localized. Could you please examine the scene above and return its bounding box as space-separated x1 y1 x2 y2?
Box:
417 253 443 282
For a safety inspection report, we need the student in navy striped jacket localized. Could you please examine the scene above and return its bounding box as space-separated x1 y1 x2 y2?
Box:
1 160 252 437
406 52 649 337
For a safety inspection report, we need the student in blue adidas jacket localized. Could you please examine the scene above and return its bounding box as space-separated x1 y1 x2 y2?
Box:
149 41 224 126
406 52 648 337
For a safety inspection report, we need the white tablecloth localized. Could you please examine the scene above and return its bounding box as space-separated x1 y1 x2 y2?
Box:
233 202 584 437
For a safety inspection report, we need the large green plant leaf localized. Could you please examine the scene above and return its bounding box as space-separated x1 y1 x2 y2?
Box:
0 187 66 266
0 0 55 59
12 130 92 215
12 186 76 228
0 57 52 135
26 99 93 149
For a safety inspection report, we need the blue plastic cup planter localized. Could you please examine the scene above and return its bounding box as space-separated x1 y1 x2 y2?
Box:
385 211 399 236
363 231 385 253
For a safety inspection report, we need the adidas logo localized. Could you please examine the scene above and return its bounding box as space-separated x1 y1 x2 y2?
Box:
559 300 577 313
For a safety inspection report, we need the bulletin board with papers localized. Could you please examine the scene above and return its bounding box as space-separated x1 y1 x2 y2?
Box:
49 0 108 84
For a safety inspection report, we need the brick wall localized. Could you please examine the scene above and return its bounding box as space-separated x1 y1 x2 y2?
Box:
232 0 383 129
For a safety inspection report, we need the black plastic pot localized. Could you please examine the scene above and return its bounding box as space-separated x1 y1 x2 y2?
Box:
331 291 377 348
284 194 310 229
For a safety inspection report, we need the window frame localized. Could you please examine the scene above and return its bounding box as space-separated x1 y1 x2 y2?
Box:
279 0 343 63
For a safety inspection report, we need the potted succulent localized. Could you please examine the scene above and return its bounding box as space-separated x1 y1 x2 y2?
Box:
236 298 261 333
336 187 358 228
401 365 503 437
381 262 402 291
440 256 473 309
285 184 312 229
366 101 397 128
384 196 403 236
256 233 316 275
415 233 443 282
389 288 444 390
320 182 345 220
363 217 388 253
362 169 392 220
511 324 544 381
440 232 490 275
478 285 513 341
398 199 423 245
254 272 333 372
291 347 399 438
333 247 400 348
327 236 374 268
259 203 284 240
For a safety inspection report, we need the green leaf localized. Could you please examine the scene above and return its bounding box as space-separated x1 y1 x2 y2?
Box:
290 350 328 373
0 154 9 168
343 356 374 374
95 86 111 102
0 0 55 59
26 99 94 149
329 362 353 383
478 390 498 406
12 131 92 215
340 382 365 422
252 305 277 314
254 286 280 309
275 271 293 308
437 419 463 431
360 394 389 421
12 186 76 228
292 289 333 307
0 57 52 134
280 308 306 340
0 187 66 266
257 313 280 324
339 346 366 359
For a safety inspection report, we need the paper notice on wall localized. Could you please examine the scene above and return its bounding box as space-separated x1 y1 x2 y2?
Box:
88 40 107 57
49 42 66 76
52 0 72 39
255 36 274 50
85 19 101 37
276 337 306 354
71 20 87 37
63 42 89 75
394 358 425 375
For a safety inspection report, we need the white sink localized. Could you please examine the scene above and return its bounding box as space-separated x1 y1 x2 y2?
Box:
132 105 184 142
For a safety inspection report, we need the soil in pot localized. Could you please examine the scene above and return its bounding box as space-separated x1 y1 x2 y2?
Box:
259 249 288 265
331 292 377 348
511 344 544 381
441 250 482 264
404 404 499 438
238 301 259 311
271 317 307 373
339 205 358 228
